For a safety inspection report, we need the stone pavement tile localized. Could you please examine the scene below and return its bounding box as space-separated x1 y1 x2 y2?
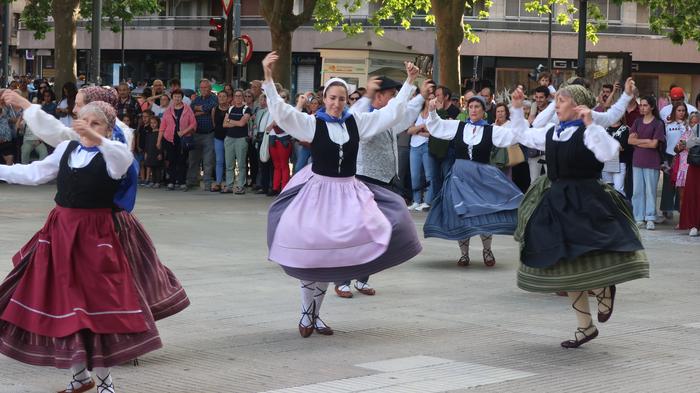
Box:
1 185 700 392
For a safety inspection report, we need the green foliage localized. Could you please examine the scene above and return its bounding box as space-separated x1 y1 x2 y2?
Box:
21 0 161 39
635 0 700 50
524 0 605 45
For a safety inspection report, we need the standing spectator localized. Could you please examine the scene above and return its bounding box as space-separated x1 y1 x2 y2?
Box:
222 89 252 194
223 84 234 105
678 120 700 236
56 82 77 127
250 80 263 107
673 119 694 203
244 89 258 188
0 106 15 165
268 115 292 196
660 103 689 220
537 71 556 94
254 94 273 195
116 82 140 120
211 90 230 192
602 119 631 196
429 85 461 198
594 84 614 112
40 89 57 118
526 86 550 182
629 96 665 230
144 117 164 188
138 87 153 113
157 89 196 191
407 99 435 210
479 86 496 124
290 91 312 174
188 79 218 190
18 116 48 164
660 87 698 122
135 110 154 184
169 79 191 106
152 79 166 102
152 93 170 118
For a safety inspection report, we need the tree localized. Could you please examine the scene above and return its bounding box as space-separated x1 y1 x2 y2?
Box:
260 0 317 89
22 0 160 95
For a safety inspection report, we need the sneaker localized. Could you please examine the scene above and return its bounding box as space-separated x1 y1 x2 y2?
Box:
179 184 188 191
655 213 666 224
646 221 655 230
418 202 430 211
166 183 175 191
152 183 161 189
407 202 420 211
690 228 699 237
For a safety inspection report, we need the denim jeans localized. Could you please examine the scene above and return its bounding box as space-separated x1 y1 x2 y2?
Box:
632 166 660 222
214 138 225 184
224 136 248 189
294 143 311 174
410 143 435 204
186 132 215 188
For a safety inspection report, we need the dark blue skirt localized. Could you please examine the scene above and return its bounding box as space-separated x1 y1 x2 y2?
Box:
424 159 523 240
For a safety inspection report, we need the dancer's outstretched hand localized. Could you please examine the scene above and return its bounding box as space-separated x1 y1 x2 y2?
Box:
0 89 31 110
624 77 636 96
262 51 279 82
575 105 593 126
510 87 525 109
428 98 440 112
420 79 435 100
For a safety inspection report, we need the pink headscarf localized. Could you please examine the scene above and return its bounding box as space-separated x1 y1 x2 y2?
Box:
81 86 119 108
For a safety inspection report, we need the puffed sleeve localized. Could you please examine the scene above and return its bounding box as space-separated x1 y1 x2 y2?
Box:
532 101 557 129
0 140 68 185
22 104 79 147
352 80 414 139
391 93 424 135
424 110 460 140
491 107 530 147
592 92 632 128
98 137 135 180
583 124 621 162
262 81 316 142
510 111 549 151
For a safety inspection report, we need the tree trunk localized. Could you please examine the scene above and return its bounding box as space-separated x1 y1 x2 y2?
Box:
269 27 293 89
431 0 465 94
52 0 79 99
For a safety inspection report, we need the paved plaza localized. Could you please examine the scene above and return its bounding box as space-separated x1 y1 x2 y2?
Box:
0 184 699 393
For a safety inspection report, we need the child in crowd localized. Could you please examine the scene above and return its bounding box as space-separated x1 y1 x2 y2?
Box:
144 116 164 187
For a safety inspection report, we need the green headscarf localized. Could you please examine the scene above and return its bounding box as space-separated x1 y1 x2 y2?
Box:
558 84 596 108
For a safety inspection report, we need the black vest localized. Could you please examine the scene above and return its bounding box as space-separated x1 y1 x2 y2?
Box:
454 123 493 164
54 141 120 209
545 126 604 181
311 116 360 177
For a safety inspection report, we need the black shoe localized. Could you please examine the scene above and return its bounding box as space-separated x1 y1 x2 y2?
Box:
561 325 599 348
267 190 280 197
597 285 616 323
255 189 268 195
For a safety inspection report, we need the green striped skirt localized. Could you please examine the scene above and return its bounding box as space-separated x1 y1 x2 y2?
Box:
515 176 650 293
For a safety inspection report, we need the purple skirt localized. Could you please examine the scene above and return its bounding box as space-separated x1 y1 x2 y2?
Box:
268 166 422 282
114 212 190 321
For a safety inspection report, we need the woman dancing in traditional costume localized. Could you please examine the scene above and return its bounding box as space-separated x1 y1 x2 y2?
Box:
1 88 189 322
0 101 161 393
262 52 423 337
423 95 524 267
509 82 649 348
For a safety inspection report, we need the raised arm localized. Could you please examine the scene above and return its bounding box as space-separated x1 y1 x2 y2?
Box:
0 141 67 185
576 107 621 162
532 100 557 128
506 88 548 150
262 52 316 142
425 109 461 140
592 78 636 128
1 91 74 146
491 107 530 147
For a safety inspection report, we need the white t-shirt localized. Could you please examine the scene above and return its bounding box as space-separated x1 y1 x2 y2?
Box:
57 99 73 127
410 114 429 147
660 103 698 124
665 121 687 156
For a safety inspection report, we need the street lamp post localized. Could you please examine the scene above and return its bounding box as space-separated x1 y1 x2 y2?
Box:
120 16 125 82
576 0 587 77
91 0 102 85
2 2 10 87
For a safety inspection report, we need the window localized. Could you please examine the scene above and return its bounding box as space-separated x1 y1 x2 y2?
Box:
590 0 621 22
505 0 542 20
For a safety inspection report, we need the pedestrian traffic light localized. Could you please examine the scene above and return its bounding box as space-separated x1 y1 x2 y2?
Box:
209 18 225 52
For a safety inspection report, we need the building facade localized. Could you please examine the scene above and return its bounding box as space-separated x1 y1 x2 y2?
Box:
16 0 700 100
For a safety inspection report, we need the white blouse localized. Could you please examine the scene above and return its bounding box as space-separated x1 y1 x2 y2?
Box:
349 92 423 135
0 139 133 186
23 104 134 150
510 108 620 163
262 79 414 144
425 109 528 149
532 92 633 129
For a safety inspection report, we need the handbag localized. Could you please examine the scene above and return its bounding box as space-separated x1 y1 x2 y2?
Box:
506 144 525 167
180 134 195 151
490 147 508 169
259 131 270 163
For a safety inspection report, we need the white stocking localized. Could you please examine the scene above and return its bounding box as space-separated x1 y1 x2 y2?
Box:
65 363 92 392
300 280 316 328
480 234 493 250
568 291 593 329
458 238 470 256
94 367 115 393
313 282 329 329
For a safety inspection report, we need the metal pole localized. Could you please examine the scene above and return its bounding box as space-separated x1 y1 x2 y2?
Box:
547 10 552 72
120 17 125 82
234 0 241 88
2 2 10 87
91 0 102 85
225 6 233 85
432 35 439 84
576 0 587 77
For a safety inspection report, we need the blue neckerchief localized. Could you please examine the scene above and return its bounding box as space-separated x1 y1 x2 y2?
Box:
111 124 138 212
465 119 488 126
316 107 352 124
369 106 377 113
556 119 584 136
78 145 100 153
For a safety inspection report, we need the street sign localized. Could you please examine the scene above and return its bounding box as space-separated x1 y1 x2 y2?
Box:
229 34 253 65
220 0 233 15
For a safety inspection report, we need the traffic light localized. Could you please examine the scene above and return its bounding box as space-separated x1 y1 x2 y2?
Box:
208 18 225 52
